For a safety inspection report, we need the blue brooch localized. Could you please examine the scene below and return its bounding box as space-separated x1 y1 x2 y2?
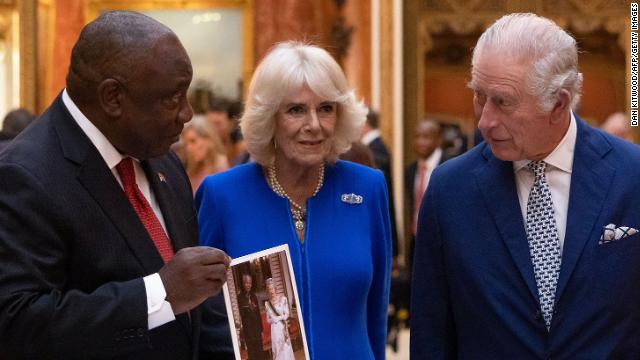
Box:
341 193 363 205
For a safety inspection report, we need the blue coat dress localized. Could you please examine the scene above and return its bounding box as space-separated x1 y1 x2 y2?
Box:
195 160 391 359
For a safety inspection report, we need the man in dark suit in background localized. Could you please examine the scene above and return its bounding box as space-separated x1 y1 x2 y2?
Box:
361 109 399 257
0 11 231 359
404 119 453 268
412 13 640 358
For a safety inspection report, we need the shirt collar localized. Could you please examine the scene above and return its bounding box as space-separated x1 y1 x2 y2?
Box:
514 112 576 174
421 147 442 169
62 89 126 170
361 129 381 146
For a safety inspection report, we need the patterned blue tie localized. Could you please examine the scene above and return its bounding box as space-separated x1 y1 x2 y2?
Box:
525 160 562 330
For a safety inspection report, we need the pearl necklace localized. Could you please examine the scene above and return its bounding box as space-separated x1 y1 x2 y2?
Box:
267 163 325 232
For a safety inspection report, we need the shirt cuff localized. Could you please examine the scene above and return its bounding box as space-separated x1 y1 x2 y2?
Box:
143 273 176 330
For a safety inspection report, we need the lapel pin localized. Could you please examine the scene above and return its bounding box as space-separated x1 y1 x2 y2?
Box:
341 193 363 205
158 172 166 183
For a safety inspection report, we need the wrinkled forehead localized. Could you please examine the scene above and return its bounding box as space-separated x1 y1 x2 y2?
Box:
470 51 529 91
127 34 192 86
147 34 192 73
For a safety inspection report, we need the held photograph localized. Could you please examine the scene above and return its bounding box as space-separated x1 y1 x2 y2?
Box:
222 245 309 360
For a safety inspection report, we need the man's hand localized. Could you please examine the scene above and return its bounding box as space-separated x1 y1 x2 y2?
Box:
159 246 231 315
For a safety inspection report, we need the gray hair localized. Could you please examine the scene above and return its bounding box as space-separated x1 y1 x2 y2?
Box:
240 41 367 166
472 13 583 112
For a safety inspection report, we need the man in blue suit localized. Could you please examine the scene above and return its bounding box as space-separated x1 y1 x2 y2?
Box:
411 13 640 359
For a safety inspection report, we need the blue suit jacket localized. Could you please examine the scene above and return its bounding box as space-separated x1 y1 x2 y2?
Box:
411 119 640 359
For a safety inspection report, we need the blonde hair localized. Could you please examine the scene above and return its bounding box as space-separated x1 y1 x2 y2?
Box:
182 115 227 172
240 41 367 166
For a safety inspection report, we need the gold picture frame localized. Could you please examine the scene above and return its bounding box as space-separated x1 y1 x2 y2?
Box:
84 0 254 99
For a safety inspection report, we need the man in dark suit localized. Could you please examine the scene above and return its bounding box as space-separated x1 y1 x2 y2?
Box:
238 274 265 360
405 119 453 265
0 11 231 359
411 13 640 359
361 109 399 257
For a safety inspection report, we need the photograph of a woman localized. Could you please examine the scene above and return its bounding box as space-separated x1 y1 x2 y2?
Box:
222 245 309 360
264 278 295 360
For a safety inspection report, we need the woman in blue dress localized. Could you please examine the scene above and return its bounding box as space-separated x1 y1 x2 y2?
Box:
196 42 391 359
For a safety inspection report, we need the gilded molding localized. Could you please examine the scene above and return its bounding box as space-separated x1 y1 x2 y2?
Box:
19 0 37 112
83 0 253 97
0 12 10 36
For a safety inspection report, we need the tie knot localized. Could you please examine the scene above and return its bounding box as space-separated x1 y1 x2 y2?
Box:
116 157 136 188
527 160 547 181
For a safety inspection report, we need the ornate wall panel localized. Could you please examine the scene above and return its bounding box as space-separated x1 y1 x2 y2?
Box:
410 0 632 149
85 0 253 99
0 7 19 119
50 0 83 105
19 0 37 112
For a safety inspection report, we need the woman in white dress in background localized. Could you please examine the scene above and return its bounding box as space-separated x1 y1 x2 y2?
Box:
265 278 295 360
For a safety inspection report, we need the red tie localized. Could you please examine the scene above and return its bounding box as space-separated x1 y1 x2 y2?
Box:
116 158 174 263
413 161 428 236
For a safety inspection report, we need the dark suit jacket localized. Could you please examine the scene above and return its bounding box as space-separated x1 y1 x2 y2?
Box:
367 136 399 256
237 291 263 358
404 150 454 216
411 118 640 359
404 151 454 270
0 131 13 153
0 95 222 359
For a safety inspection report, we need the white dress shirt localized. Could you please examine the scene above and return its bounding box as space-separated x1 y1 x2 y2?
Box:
414 147 443 196
513 113 577 252
361 129 381 146
62 89 175 329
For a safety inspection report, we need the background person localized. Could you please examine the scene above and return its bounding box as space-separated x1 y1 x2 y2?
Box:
404 118 453 265
361 109 399 258
180 114 229 192
0 108 36 152
196 42 391 359
601 111 635 143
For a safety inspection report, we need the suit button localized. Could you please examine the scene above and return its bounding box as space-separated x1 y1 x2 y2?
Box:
136 328 145 337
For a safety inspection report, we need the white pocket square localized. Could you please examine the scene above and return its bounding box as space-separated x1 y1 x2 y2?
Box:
599 223 639 244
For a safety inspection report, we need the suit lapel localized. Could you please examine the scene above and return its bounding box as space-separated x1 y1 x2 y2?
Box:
475 147 540 302
51 94 166 273
77 150 165 273
554 120 614 303
142 159 192 252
